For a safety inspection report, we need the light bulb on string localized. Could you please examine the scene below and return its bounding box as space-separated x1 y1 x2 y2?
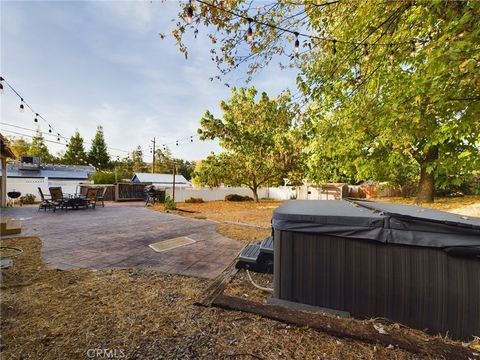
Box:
294 32 300 54
176 141 179 146
57 137 60 141
410 40 416 57
246 18 253 43
34 113 39 123
0 77 4 93
186 0 193 24
363 44 370 61
20 98 25 112
332 40 337 55
389 45 395 61
190 136 193 143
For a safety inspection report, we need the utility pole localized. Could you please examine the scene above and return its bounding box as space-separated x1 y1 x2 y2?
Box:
151 137 156 174
172 162 176 202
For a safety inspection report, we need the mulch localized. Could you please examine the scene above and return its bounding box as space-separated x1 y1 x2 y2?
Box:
0 236 452 360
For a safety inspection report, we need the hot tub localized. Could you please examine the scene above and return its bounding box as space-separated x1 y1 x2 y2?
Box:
272 200 480 340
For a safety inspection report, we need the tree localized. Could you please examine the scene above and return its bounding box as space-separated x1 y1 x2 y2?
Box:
6 137 31 159
131 146 148 173
88 126 111 170
28 130 53 163
154 147 174 173
168 1 480 203
198 87 305 201
63 130 88 165
175 159 196 180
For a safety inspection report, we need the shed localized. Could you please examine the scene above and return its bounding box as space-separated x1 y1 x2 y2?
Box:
272 199 480 340
131 173 190 188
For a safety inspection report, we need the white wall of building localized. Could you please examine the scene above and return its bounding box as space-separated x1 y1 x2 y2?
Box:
6 177 91 200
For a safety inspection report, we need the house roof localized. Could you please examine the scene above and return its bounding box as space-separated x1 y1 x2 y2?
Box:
2 162 95 180
0 134 16 159
132 173 189 185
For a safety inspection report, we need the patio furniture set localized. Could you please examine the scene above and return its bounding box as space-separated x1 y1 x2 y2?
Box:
38 186 107 212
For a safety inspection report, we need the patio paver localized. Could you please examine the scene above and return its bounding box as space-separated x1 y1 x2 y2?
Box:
2 202 245 279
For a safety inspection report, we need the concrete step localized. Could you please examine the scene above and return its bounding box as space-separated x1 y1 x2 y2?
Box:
0 217 22 236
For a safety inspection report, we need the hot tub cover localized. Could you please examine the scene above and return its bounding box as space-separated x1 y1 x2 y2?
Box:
272 200 480 249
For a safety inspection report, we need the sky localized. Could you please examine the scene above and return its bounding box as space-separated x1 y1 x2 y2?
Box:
0 0 299 162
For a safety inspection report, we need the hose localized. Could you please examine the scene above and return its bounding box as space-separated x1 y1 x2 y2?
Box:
246 270 273 292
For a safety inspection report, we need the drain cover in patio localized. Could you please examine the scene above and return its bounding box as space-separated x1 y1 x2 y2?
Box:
149 236 196 253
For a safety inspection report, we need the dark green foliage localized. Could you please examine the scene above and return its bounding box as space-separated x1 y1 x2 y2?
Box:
63 130 88 165
91 171 116 184
225 194 253 202
185 197 204 203
88 126 111 170
164 196 176 210
28 130 53 163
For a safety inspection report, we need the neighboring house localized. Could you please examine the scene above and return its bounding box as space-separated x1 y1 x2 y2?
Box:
131 173 191 188
1 157 96 199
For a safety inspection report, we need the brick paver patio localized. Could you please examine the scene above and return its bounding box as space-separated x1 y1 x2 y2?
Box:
2 202 244 279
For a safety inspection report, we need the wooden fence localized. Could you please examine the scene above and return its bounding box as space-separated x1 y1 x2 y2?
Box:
79 183 150 202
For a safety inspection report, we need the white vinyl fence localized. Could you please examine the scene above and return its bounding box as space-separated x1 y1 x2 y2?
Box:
165 186 295 202
7 177 91 200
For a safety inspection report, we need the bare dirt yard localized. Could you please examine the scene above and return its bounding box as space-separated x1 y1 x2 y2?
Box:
2 197 479 359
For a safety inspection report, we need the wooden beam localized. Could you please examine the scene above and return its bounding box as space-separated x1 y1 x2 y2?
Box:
212 294 474 360
196 259 239 307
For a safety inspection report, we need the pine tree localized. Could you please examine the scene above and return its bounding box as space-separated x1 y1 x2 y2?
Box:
28 130 53 163
88 126 111 170
63 130 88 165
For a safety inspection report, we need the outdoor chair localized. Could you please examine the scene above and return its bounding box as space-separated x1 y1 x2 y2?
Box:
38 187 52 211
96 187 107 207
49 187 68 212
83 188 99 209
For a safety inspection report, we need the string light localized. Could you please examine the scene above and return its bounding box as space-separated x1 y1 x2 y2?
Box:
389 45 395 61
363 44 370 61
333 40 337 55
186 0 194 24
20 98 25 112
0 77 4 93
246 18 254 42
189 0 424 53
294 32 300 54
410 40 416 57
34 113 39 123
190 136 193 143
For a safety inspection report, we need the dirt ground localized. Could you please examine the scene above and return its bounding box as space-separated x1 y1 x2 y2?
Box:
0 237 443 360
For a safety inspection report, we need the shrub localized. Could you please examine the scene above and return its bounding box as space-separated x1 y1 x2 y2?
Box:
225 194 253 202
185 197 204 203
20 193 36 204
91 171 116 184
164 196 176 210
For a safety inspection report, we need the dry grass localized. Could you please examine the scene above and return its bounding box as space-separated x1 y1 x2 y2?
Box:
377 195 480 212
155 200 282 227
0 237 434 359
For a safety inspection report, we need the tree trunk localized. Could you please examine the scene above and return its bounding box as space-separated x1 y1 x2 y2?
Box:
252 188 259 202
416 147 438 203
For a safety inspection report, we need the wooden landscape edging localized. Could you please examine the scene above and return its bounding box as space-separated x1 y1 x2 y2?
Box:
196 259 239 307
210 294 474 360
